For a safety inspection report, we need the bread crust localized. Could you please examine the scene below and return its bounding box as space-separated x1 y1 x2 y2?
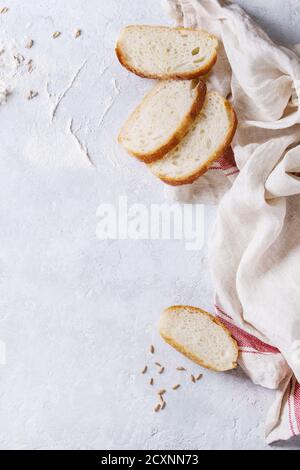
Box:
115 26 219 80
118 80 207 163
160 306 238 372
152 96 238 186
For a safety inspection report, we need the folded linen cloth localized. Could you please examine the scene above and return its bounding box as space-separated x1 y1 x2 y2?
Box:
163 0 300 443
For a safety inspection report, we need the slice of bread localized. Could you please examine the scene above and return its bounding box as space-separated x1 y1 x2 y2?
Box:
159 306 238 372
148 92 237 185
116 25 218 80
118 80 207 163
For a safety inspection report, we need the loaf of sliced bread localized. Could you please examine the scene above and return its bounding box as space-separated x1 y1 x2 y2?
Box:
159 306 238 372
116 25 218 80
148 92 237 185
118 80 207 163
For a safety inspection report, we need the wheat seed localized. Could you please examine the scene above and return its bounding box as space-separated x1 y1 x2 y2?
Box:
158 367 165 375
27 90 38 100
176 367 186 371
158 389 166 396
27 59 33 73
154 403 161 413
74 29 82 38
26 39 34 49
161 400 166 410
141 365 148 374
52 31 61 39
196 374 203 381
14 53 25 65
155 362 162 367
149 378 154 386
0 7 9 14
150 345 155 354
191 374 196 383
172 384 181 390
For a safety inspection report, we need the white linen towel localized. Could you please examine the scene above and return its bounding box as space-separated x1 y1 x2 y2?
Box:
163 0 300 443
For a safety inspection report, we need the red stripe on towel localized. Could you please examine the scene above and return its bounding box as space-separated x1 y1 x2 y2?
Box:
215 305 232 320
226 169 240 177
209 148 239 174
215 305 280 354
294 380 300 433
239 349 268 354
217 147 237 170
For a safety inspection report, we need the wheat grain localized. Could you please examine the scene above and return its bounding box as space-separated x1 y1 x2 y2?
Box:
27 90 38 100
14 54 25 65
26 39 34 49
27 60 33 73
172 384 181 390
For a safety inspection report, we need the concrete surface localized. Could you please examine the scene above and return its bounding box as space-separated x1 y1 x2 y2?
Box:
235 0 300 46
0 0 299 450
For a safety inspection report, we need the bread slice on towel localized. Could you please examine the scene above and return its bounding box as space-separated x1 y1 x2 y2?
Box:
118 79 207 163
116 25 218 80
148 92 237 185
159 306 238 372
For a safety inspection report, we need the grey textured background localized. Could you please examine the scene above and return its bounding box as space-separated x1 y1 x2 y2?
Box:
235 0 300 45
0 0 299 450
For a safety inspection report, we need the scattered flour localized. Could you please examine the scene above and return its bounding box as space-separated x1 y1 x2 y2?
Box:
0 33 93 169
47 60 88 123
98 78 120 127
66 118 94 167
0 38 23 77
25 120 94 170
